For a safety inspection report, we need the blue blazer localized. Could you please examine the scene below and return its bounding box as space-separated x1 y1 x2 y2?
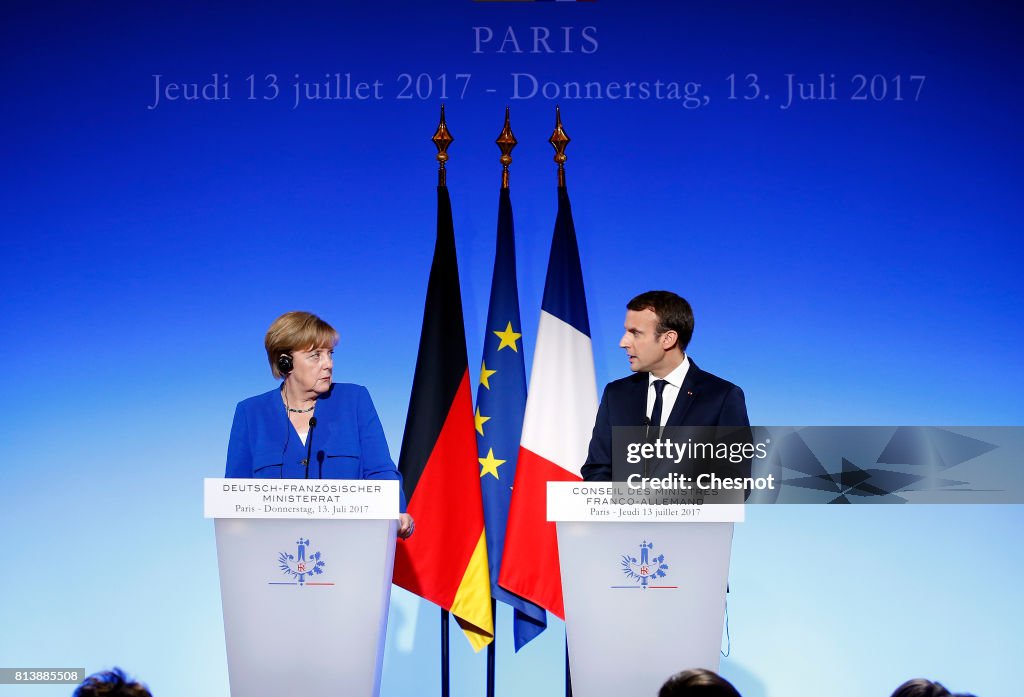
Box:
226 383 406 509
581 360 750 482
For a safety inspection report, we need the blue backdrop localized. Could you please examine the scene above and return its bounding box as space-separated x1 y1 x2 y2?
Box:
1 2 1021 696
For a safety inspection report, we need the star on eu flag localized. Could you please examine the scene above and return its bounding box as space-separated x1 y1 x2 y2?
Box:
478 448 506 479
479 360 497 389
493 321 522 352
475 407 491 436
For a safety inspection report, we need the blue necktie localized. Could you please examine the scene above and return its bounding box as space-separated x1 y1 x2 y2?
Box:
648 379 668 439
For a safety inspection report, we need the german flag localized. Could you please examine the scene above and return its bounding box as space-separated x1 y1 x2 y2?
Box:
392 184 494 651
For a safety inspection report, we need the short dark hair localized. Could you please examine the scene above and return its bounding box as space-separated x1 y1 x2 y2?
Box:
73 668 152 697
627 290 694 351
658 669 742 697
889 679 952 697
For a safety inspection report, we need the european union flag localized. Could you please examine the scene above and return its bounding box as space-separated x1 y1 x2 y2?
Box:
475 186 547 650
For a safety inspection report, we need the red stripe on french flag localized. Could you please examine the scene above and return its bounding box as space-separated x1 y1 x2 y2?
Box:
499 446 580 620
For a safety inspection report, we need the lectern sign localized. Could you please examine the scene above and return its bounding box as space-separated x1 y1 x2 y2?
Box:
203 478 399 519
545 482 744 523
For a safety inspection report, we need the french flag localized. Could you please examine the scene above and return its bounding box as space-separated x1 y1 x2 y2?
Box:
498 185 598 620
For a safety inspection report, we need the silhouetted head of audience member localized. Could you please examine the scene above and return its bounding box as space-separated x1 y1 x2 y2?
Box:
659 668 742 697
889 678 977 697
73 668 151 697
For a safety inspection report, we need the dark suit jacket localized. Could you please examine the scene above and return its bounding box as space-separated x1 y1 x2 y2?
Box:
225 382 406 509
581 360 750 482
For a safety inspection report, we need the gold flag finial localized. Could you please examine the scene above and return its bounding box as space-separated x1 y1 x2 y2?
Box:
496 106 517 190
549 105 570 188
433 104 454 186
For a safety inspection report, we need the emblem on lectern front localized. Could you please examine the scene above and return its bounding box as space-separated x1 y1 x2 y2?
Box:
619 540 670 589
277 537 326 586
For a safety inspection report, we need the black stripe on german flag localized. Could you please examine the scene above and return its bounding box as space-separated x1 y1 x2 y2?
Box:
397 186 469 498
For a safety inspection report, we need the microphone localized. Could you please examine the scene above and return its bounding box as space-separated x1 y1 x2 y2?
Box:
302 417 318 478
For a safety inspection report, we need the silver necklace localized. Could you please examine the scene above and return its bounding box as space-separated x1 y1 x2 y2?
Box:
281 388 316 414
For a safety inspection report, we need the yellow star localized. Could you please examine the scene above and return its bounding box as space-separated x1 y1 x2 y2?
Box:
475 407 491 436
493 321 522 352
479 448 506 479
479 360 497 389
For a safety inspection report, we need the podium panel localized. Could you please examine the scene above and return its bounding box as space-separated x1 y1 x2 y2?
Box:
207 480 399 697
215 518 397 697
550 484 736 697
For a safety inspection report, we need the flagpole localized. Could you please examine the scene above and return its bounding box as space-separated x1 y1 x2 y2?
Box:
498 105 516 191
441 609 450 697
434 103 452 188
484 106 518 697
486 601 496 697
550 105 574 697
565 636 573 697
551 105 570 189
432 104 454 697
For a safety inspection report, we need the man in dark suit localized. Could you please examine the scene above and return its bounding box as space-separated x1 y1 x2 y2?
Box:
581 290 750 482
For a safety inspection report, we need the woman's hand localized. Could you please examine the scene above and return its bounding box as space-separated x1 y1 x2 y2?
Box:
398 513 415 539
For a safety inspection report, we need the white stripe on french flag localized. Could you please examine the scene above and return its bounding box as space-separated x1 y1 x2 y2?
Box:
520 309 598 474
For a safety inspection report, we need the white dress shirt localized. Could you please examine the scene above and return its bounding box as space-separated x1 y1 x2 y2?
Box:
646 355 691 428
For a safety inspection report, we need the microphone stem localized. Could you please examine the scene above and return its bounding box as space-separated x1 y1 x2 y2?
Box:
304 417 317 479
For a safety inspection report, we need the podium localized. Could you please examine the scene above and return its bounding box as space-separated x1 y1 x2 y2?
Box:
548 482 743 697
204 479 399 697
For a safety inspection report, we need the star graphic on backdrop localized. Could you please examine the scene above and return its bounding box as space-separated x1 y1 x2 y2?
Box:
493 321 522 352
475 407 491 436
479 360 497 389
479 448 506 479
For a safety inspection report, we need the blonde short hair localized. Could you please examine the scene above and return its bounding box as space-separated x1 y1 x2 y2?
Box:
264 311 339 379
